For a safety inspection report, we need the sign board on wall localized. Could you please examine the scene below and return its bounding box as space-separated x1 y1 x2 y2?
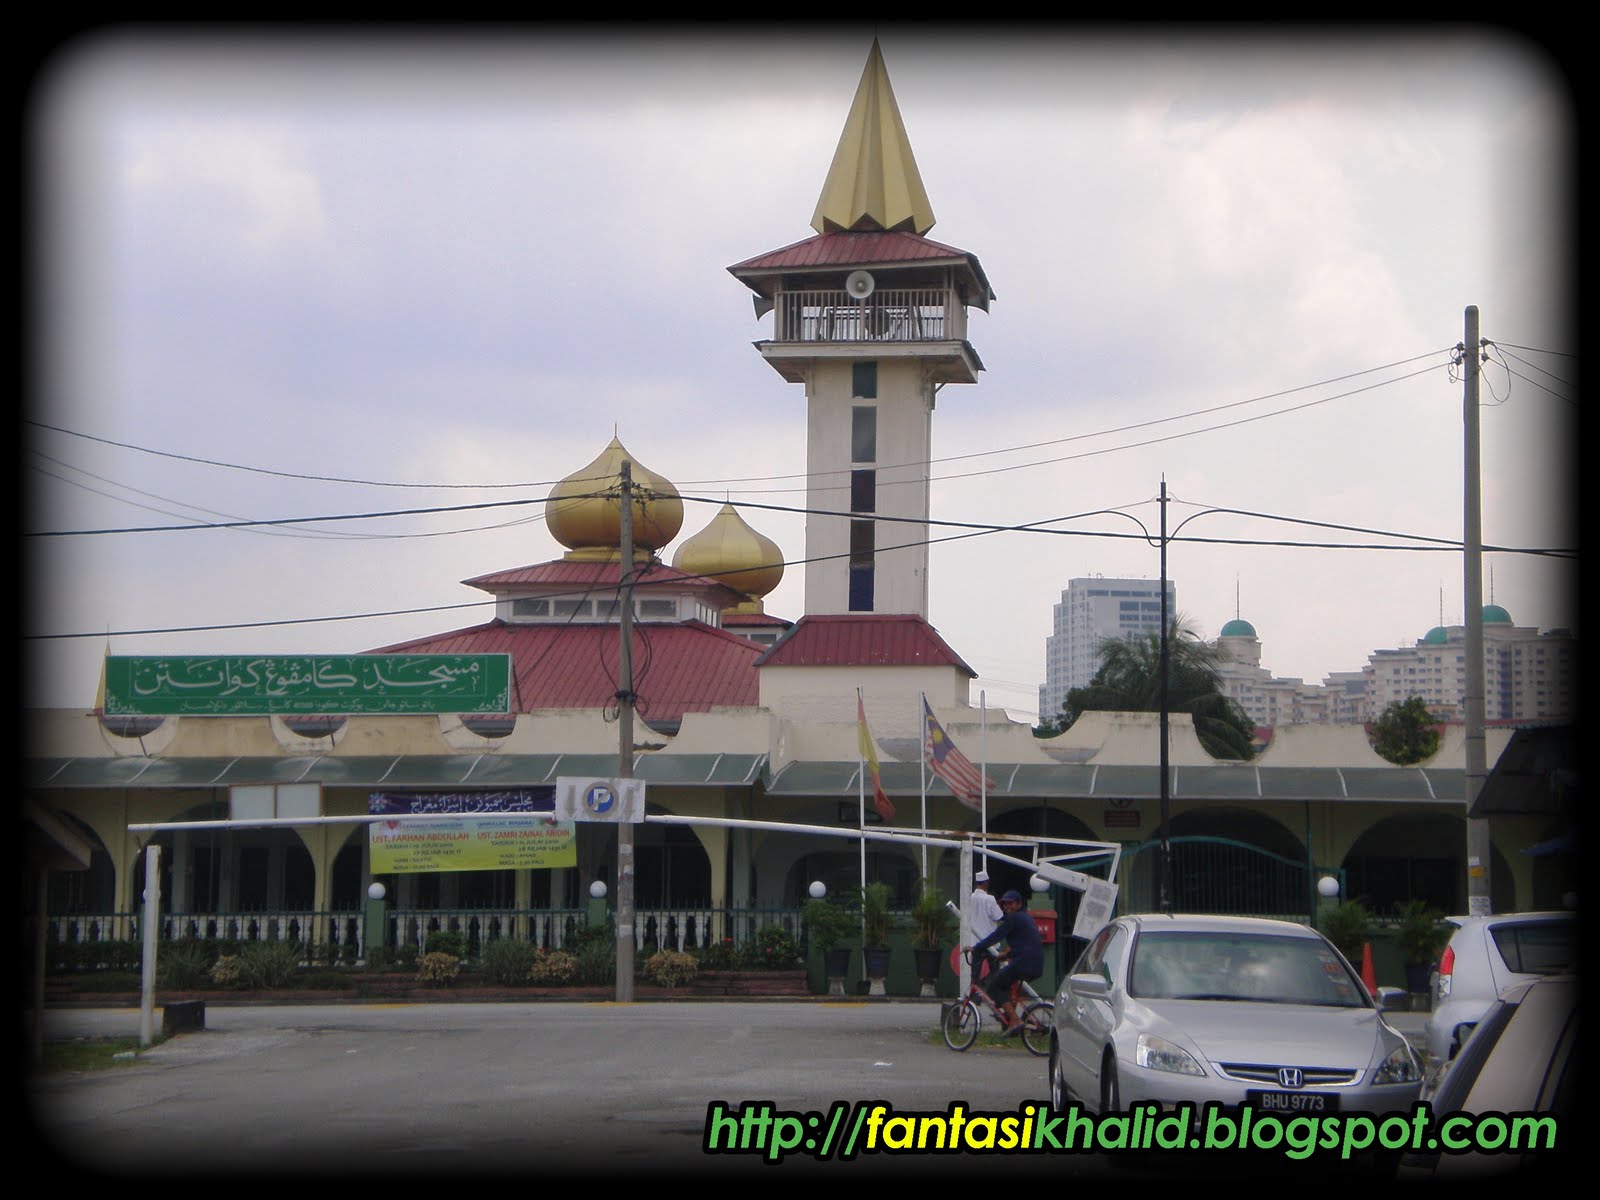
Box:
367 789 575 873
103 655 512 715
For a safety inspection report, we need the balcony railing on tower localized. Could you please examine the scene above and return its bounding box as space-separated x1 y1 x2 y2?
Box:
774 287 964 344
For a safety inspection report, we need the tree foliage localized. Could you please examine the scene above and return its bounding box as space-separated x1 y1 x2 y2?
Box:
1042 617 1256 761
1371 696 1440 765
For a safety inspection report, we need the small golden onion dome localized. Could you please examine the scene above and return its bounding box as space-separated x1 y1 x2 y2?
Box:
545 436 684 561
672 502 785 614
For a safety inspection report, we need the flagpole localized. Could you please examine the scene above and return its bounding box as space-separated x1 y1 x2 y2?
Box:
918 694 928 879
856 690 867 938
980 690 989 874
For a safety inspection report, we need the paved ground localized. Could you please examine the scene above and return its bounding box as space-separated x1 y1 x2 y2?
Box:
22 1001 1433 1182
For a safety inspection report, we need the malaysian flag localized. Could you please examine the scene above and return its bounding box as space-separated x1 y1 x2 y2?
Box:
922 694 993 811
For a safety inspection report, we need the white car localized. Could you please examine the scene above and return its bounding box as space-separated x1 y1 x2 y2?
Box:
1049 914 1422 1115
1401 974 1575 1179
1423 911 1576 1065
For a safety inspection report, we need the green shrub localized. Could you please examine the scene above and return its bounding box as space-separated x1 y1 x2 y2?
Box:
210 954 242 986
159 939 214 989
742 925 803 970
570 940 615 987
237 941 302 989
801 898 855 953
425 930 468 960
394 943 419 968
480 938 539 986
1319 900 1374 964
527 948 578 985
417 952 461 985
643 949 698 988
565 923 613 953
695 939 742 970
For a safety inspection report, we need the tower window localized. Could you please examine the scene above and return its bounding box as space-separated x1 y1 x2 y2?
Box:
849 518 875 611
850 468 876 513
852 405 877 462
852 361 877 399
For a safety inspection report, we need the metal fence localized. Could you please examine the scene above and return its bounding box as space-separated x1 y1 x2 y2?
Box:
37 906 810 965
1114 836 1344 923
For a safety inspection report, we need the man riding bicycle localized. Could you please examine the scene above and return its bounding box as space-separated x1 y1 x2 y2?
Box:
963 889 1043 1036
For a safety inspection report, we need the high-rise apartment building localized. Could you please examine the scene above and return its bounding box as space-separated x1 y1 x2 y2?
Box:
1366 606 1576 723
1038 577 1176 722
1212 605 1576 727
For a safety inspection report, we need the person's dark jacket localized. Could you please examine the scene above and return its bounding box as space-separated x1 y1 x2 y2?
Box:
973 909 1044 975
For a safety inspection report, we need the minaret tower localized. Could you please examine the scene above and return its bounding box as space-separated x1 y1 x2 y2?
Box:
728 40 995 620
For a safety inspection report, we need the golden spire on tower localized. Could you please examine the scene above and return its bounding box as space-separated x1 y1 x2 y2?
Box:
810 39 935 235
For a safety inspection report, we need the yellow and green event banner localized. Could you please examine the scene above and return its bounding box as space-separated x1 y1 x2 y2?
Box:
368 790 575 873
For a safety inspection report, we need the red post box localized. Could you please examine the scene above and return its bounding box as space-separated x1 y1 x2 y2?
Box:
1031 910 1058 944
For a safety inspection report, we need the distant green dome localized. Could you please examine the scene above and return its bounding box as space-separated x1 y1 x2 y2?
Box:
1482 604 1513 625
1423 626 1449 645
1220 618 1257 638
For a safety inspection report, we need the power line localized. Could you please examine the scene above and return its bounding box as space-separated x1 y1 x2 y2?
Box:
28 493 1573 642
1481 339 1573 359
24 346 1455 497
27 355 1451 538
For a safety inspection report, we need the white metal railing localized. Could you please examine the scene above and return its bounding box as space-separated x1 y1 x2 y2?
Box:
774 288 962 344
38 910 368 962
40 907 809 962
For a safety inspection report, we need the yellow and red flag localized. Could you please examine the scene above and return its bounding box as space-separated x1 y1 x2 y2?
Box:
856 691 895 821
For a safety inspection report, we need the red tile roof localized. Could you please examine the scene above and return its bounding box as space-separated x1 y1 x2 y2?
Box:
729 229 975 272
721 611 793 628
371 619 761 723
754 614 975 674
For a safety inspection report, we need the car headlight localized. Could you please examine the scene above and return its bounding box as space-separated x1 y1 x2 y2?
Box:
1134 1033 1205 1077
1372 1043 1421 1085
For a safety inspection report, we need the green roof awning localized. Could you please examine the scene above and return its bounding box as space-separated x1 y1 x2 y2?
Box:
26 754 1464 805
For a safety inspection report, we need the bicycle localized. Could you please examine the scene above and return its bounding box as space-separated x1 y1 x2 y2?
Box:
942 951 1053 1057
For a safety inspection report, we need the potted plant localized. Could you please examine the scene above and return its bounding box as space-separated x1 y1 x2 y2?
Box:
910 881 954 997
1318 898 1373 966
801 897 855 996
1393 898 1449 997
853 881 900 996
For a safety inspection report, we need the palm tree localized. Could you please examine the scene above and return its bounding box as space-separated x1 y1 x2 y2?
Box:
1058 616 1256 760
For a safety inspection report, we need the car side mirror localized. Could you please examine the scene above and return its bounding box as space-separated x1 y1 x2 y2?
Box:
1069 972 1111 999
1375 985 1408 1012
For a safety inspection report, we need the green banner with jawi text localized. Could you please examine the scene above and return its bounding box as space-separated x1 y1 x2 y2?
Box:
102 655 512 715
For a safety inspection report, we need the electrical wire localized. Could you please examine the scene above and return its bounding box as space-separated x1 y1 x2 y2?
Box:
23 346 1456 498
27 492 1573 643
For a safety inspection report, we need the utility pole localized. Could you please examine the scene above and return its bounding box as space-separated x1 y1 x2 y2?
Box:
1157 478 1171 914
1462 306 1491 915
615 461 637 999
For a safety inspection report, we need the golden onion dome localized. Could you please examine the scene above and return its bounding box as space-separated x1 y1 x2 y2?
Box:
545 436 684 561
672 502 785 613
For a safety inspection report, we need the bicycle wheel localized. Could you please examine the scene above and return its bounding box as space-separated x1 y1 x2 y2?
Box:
942 999 981 1051
1019 1001 1054 1057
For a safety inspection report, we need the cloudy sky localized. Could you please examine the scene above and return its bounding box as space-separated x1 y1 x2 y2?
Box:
25 26 1577 719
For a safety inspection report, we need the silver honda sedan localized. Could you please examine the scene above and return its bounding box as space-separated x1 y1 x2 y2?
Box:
1049 914 1422 1115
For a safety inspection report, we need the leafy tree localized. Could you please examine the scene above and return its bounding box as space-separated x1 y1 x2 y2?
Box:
1371 696 1441 765
1050 617 1256 761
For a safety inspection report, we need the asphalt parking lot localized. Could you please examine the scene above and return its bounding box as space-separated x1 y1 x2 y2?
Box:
24 1001 1434 1181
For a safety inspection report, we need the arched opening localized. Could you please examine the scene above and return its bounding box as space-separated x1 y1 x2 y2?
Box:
782 848 920 908
43 812 116 916
1343 814 1516 914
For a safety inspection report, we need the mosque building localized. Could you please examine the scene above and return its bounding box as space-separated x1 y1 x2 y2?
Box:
25 41 1569 985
